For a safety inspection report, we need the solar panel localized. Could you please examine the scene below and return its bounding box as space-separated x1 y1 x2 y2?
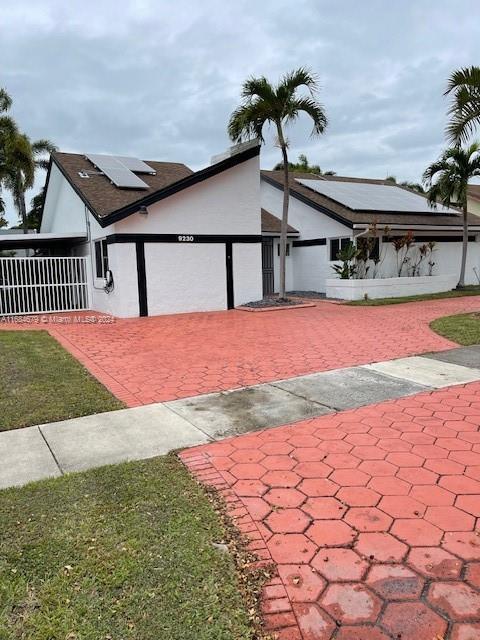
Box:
115 156 156 174
86 154 150 189
295 179 454 214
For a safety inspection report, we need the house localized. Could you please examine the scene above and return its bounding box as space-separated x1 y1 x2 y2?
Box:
468 185 480 218
261 171 480 293
3 140 267 317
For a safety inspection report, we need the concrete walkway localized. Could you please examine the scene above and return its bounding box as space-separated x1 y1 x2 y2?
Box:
1 346 479 490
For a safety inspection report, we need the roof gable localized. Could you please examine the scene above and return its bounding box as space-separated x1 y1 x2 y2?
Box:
47 143 260 228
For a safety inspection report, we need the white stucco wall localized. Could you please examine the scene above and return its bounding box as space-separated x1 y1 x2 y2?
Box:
118 156 261 236
88 243 138 317
261 180 352 292
233 243 263 304
144 243 227 315
41 164 87 234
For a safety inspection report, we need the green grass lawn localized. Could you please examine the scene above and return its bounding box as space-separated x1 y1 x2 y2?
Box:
430 312 480 345
0 330 124 431
346 284 480 306
0 456 259 640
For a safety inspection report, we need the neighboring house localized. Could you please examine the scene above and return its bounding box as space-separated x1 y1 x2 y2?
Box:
261 171 480 292
30 140 264 317
468 185 480 218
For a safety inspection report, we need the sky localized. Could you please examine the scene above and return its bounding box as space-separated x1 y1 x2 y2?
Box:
1 0 479 225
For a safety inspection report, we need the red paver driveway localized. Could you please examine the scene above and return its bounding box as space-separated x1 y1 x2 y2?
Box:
2 296 479 406
181 381 480 640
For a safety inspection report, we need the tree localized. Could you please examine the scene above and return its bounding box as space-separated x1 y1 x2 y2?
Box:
423 143 480 287
0 88 56 233
3 133 56 233
274 153 335 175
445 66 480 144
228 68 327 299
385 175 425 194
26 186 46 231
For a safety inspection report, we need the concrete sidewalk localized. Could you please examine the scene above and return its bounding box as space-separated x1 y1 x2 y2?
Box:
1 346 479 490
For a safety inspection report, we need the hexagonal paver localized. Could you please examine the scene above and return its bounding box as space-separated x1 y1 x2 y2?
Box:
311 548 368 581
277 564 326 602
442 531 480 560
231 449 265 463
409 484 455 506
355 532 408 563
358 460 397 476
292 603 335 640
265 508 310 533
297 478 339 497
233 479 267 496
396 466 438 485
368 476 411 495
367 564 423 600
303 497 347 520
323 453 359 468
390 518 443 546
424 506 475 532
267 533 317 564
450 623 480 640
407 547 463 579
455 494 480 516
262 470 301 488
241 497 271 521
294 461 332 478
378 495 426 518
320 583 382 624
306 520 357 547
264 488 305 508
335 627 391 640
344 507 392 532
260 441 293 455
336 486 380 507
465 563 480 589
428 582 480 621
381 602 448 640
330 469 371 486
439 475 480 494
261 455 296 471
230 463 265 479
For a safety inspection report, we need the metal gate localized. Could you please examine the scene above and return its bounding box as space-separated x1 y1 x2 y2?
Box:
0 257 89 316
262 238 274 296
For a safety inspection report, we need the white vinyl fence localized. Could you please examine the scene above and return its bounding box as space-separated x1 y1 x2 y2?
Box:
0 257 89 315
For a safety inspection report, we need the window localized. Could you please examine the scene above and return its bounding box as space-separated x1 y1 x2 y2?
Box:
330 237 351 261
277 243 290 257
94 239 109 278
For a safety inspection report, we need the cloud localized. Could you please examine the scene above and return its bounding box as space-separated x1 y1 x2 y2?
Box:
1 0 479 224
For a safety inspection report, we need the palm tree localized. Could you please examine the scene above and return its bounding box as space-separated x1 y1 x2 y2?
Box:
423 143 480 287
228 68 327 299
445 66 480 144
3 134 56 233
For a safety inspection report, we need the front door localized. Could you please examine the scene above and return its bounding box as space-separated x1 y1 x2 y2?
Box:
262 238 274 296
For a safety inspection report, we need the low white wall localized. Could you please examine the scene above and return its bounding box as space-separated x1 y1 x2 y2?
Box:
326 274 459 301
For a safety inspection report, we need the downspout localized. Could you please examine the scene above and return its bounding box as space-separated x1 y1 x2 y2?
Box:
84 205 105 293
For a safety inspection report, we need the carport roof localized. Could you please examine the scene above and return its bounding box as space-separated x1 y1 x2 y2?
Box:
47 142 261 228
0 231 86 249
261 209 299 235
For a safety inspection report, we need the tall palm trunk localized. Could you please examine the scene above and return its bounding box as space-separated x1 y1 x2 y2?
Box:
458 205 468 288
277 123 289 300
18 191 28 234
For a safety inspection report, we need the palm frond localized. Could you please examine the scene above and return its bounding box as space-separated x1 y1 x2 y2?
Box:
241 76 276 103
445 66 480 144
286 96 327 135
445 66 480 95
0 89 12 113
228 101 270 142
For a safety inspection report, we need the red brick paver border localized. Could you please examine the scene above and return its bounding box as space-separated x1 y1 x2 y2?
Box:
1 296 478 406
180 381 480 639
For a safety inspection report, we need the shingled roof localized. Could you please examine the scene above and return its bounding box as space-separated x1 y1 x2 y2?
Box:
262 171 480 229
261 209 298 234
47 142 260 227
